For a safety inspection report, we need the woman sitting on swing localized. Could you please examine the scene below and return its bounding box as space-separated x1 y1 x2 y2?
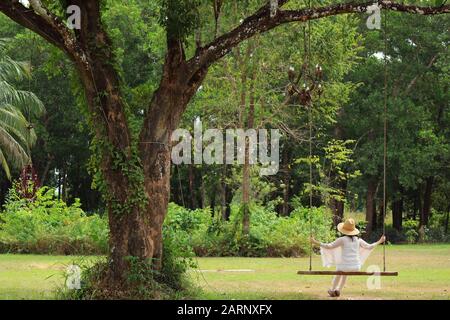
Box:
310 218 386 297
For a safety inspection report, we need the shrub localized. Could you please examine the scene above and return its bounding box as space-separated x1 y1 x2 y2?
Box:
165 202 335 257
403 219 420 244
424 210 450 243
0 187 108 254
0 185 356 257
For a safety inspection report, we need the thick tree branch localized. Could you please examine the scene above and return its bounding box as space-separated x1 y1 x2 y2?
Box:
0 0 65 49
1 1 131 151
0 0 88 66
67 1 103 52
190 0 450 71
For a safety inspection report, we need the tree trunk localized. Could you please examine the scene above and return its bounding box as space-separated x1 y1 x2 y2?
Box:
413 190 422 221
188 164 197 209
421 176 434 227
330 113 346 226
445 208 449 235
102 40 207 285
392 197 403 231
58 171 62 201
0 177 11 209
210 184 217 215
108 83 205 285
221 164 231 221
377 197 385 230
280 144 292 216
331 179 347 226
392 181 403 231
62 167 68 202
200 168 206 208
366 179 377 235
241 65 256 236
38 156 52 187
242 157 250 235
220 165 233 222
331 195 345 226
106 145 171 283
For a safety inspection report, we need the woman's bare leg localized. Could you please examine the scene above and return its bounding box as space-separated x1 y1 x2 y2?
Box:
331 275 342 290
337 275 348 291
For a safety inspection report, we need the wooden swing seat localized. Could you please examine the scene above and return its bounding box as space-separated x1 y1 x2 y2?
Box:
297 270 398 276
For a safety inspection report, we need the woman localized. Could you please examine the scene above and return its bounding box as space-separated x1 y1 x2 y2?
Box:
310 218 386 297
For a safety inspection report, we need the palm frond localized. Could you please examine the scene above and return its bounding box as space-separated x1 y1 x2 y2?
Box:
0 57 31 82
0 104 36 149
0 80 45 118
0 104 30 130
0 126 30 170
0 38 44 180
0 149 11 180
0 38 10 51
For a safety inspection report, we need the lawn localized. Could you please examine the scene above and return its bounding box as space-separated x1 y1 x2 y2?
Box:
0 244 449 300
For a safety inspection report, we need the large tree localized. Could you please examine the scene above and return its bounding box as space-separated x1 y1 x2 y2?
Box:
1 0 448 289
342 8 449 234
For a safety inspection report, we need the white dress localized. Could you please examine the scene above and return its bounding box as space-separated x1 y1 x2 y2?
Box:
319 236 376 271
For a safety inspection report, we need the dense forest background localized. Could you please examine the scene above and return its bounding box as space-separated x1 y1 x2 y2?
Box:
0 1 449 259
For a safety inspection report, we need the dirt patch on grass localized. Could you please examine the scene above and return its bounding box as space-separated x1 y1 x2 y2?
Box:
27 263 65 270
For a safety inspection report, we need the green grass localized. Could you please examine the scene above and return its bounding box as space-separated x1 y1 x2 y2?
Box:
0 255 98 300
0 244 449 300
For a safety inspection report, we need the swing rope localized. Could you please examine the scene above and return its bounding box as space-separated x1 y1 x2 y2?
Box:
303 4 392 275
306 0 313 273
382 7 389 273
308 101 313 271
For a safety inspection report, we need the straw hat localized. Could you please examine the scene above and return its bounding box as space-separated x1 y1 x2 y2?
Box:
337 218 360 236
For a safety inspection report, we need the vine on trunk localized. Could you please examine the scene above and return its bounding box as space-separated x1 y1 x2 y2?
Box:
89 135 148 216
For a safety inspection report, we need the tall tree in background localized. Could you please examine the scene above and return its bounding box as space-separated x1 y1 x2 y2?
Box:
0 0 447 291
343 10 449 235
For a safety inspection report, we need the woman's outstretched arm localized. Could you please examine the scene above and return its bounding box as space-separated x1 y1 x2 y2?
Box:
311 236 344 249
360 235 386 249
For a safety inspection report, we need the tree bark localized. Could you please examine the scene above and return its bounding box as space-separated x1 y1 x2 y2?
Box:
220 164 231 221
366 179 377 235
242 154 251 234
108 64 206 283
280 144 292 216
210 182 217 215
188 164 197 209
420 176 434 227
241 78 255 236
62 166 68 202
329 113 346 226
377 197 385 229
219 124 230 221
57 170 62 201
445 208 449 234
413 190 421 221
331 179 347 226
392 197 403 231
200 168 206 208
